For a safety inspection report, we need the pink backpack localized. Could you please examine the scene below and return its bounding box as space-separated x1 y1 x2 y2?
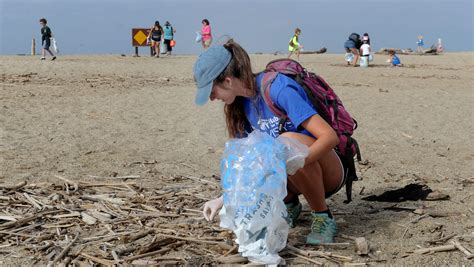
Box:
260 58 361 203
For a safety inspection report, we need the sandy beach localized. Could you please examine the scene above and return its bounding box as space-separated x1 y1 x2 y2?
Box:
1 52 473 265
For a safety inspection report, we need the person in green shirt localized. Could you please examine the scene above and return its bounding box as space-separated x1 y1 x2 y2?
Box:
288 28 303 60
39 18 56 60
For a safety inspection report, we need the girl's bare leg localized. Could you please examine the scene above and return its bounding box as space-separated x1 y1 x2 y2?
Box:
155 43 160 57
281 132 342 211
351 48 359 66
282 132 342 244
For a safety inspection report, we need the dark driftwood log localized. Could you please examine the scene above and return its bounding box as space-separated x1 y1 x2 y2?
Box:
301 47 327 54
376 48 412 55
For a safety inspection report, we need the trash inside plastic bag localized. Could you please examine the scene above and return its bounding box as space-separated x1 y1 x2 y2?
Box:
160 42 167 54
219 131 308 264
51 38 59 54
368 53 374 62
195 31 202 43
345 52 354 62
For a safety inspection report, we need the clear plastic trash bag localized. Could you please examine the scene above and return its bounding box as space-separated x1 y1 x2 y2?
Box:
51 38 59 54
345 52 354 62
160 42 167 54
219 131 308 264
368 53 374 62
196 31 202 43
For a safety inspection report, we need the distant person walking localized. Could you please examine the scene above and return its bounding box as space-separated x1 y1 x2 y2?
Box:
163 21 176 55
147 21 163 58
344 33 362 66
39 18 56 61
288 28 303 60
201 19 212 49
416 35 424 53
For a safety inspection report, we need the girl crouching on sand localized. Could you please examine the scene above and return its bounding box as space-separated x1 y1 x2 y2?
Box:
388 50 403 67
194 40 345 244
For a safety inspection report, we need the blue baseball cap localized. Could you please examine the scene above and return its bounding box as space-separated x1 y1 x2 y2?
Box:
193 46 232 105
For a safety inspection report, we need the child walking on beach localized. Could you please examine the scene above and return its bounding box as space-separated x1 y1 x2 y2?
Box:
195 40 348 245
288 28 303 60
201 19 212 50
388 50 402 67
39 18 56 61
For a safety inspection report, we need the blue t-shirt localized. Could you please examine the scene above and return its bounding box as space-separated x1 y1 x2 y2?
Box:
243 73 318 138
392 55 401 65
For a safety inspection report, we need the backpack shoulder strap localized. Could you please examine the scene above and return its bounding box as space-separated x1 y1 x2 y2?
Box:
260 72 287 118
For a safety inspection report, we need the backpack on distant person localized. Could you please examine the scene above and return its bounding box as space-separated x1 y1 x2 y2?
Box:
349 33 362 49
349 33 360 43
260 58 362 203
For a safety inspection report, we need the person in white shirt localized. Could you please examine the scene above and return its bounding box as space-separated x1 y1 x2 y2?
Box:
359 40 371 65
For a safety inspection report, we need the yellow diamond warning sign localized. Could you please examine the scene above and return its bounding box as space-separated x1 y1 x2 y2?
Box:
134 31 147 45
132 28 151 47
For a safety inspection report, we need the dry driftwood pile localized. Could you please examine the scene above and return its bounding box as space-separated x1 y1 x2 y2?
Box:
0 175 358 266
1 174 472 266
376 48 414 55
375 47 440 55
0 174 239 266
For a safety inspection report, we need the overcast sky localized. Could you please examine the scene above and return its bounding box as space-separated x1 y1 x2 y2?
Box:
0 0 472 55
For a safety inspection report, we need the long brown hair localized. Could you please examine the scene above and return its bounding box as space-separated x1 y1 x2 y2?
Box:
214 39 255 138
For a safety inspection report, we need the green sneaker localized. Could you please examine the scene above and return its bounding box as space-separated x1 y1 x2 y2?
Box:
306 212 337 245
285 201 302 228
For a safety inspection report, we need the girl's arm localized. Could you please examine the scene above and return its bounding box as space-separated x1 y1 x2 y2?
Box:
300 115 339 165
147 27 153 39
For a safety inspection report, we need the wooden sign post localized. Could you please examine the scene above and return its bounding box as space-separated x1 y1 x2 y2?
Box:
132 28 154 57
31 38 36 56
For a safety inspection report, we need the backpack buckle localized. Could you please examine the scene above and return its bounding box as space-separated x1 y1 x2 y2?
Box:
301 69 310 78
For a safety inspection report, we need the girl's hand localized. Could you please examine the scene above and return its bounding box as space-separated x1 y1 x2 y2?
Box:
203 196 223 222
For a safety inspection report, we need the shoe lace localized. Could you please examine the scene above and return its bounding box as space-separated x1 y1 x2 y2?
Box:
311 216 327 233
